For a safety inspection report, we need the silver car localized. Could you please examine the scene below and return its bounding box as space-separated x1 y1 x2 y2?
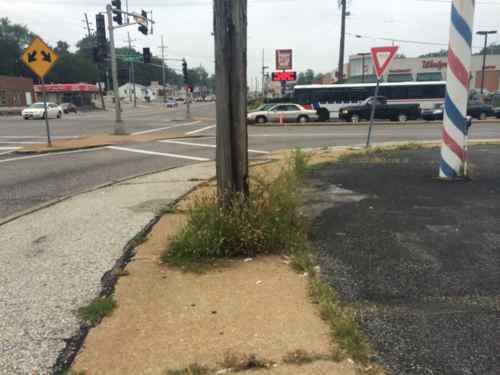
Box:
247 103 318 124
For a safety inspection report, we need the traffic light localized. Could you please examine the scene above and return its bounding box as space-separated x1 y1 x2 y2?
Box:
111 0 123 25
138 10 148 35
94 14 108 63
143 47 152 64
95 14 107 49
182 59 188 84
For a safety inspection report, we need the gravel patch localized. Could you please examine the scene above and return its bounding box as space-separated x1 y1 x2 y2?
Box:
0 162 214 374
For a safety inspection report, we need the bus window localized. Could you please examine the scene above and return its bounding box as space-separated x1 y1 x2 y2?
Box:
408 85 424 99
422 85 445 99
387 86 408 99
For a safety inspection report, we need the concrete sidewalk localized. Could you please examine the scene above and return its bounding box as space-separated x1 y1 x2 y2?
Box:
0 162 215 374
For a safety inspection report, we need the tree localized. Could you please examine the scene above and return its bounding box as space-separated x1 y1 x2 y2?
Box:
419 49 448 58
297 69 315 85
55 41 70 54
477 42 500 56
0 18 35 77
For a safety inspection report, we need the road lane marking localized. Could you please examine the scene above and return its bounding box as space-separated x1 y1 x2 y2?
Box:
0 148 106 164
131 121 201 136
159 139 270 154
185 125 216 135
0 147 21 150
107 146 210 161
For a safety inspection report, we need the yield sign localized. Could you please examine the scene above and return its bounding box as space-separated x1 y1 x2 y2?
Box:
371 46 399 79
20 37 59 79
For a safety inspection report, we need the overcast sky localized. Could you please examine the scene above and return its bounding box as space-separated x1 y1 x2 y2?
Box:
2 0 500 89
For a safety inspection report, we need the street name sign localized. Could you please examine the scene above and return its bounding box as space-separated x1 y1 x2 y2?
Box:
20 37 60 79
370 46 399 79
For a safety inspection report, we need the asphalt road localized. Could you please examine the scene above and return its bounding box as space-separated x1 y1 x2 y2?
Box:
1 102 500 220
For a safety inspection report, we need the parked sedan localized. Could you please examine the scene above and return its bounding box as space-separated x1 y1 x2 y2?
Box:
495 107 500 118
22 102 62 120
247 103 318 124
60 103 78 114
165 98 178 108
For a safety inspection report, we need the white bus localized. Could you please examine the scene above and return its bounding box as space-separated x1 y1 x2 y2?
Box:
294 81 446 120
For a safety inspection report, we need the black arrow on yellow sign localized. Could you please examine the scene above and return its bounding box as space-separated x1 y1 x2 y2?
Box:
41 50 52 63
28 50 37 63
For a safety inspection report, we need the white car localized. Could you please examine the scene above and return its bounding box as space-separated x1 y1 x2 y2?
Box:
247 103 319 124
22 102 62 120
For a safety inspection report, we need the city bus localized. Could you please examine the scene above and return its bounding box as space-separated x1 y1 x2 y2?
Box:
294 81 446 120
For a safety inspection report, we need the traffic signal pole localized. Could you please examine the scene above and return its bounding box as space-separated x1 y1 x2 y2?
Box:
106 4 124 133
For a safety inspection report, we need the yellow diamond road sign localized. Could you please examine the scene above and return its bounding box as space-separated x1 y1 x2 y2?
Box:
20 37 59 79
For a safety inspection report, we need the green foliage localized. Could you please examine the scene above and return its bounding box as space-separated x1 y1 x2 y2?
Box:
419 49 448 58
78 296 117 325
162 150 311 271
297 69 316 85
309 278 372 363
0 17 214 90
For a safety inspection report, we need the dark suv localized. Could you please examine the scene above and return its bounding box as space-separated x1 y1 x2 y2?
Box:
422 101 495 121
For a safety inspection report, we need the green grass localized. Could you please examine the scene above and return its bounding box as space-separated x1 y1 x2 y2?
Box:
162 150 311 272
77 296 117 325
164 364 211 375
309 274 372 364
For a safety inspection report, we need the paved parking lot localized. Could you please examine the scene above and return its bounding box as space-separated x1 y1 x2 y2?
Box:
306 145 500 375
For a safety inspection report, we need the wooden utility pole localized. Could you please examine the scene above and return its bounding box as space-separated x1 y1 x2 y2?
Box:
337 0 347 82
214 0 249 205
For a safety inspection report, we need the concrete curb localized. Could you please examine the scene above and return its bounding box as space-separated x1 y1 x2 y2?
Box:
249 119 500 128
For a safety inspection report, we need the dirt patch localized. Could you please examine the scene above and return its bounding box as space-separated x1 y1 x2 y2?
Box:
72 212 361 374
15 131 200 154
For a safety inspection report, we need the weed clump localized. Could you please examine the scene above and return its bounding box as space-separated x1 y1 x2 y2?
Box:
77 296 117 325
162 150 310 270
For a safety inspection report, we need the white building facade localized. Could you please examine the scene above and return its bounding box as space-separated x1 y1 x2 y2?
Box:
347 53 500 93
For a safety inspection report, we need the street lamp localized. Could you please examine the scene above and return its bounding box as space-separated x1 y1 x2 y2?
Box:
477 30 497 95
357 53 371 83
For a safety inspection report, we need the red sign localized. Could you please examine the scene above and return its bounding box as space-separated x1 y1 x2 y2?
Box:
276 49 293 70
422 60 447 70
371 46 399 79
272 71 297 81
34 83 98 93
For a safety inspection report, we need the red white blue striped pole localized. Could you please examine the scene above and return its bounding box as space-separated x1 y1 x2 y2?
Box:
439 0 476 179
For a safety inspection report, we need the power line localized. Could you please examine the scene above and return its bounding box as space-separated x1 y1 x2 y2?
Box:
347 32 486 50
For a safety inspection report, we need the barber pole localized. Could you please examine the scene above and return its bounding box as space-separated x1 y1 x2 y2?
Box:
439 0 476 179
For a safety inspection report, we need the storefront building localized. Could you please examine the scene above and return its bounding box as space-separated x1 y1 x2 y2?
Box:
34 83 98 107
0 76 34 107
347 54 500 92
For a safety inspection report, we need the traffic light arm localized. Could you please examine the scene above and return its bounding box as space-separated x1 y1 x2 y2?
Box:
108 10 155 31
